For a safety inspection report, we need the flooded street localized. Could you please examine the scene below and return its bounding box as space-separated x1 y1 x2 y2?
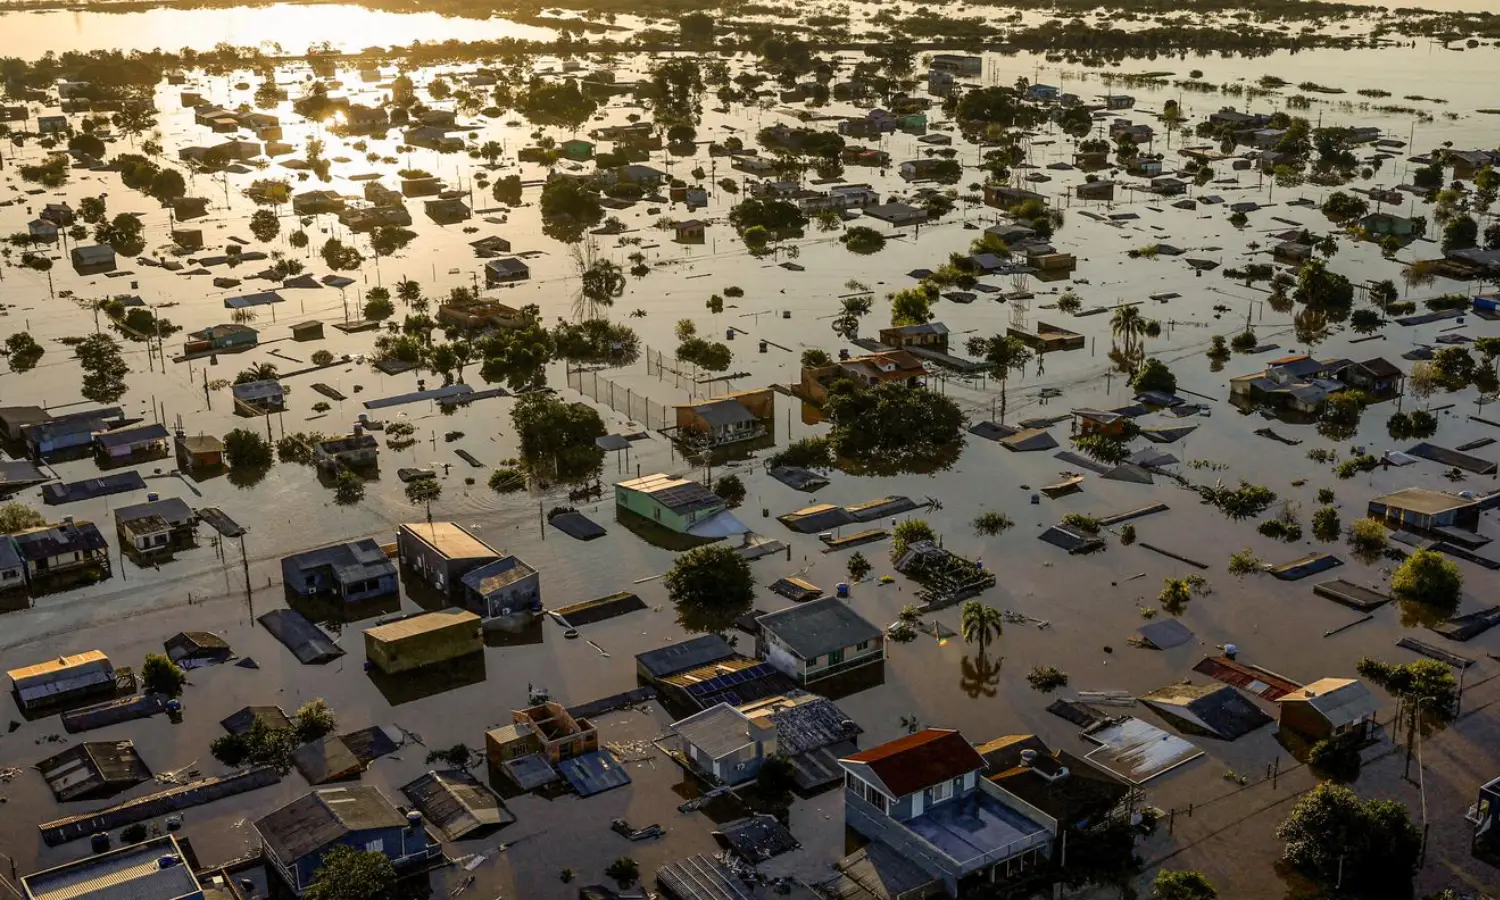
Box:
1 6 1500 899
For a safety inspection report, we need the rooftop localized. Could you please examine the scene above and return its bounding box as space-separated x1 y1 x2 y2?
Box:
757 597 882 662
616 473 723 514
401 522 496 559
284 539 396 586
842 728 985 798
670 702 754 760
904 786 1052 867
1276 677 1380 726
460 555 536 597
22 835 200 900
1371 487 1477 517
254 786 408 862
365 609 481 644
636 635 735 679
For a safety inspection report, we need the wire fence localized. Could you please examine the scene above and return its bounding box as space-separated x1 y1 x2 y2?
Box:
566 366 672 431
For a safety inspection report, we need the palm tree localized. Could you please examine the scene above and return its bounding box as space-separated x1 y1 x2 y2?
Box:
965 334 1032 423
959 654 1002 699
959 599 1004 654
234 362 279 384
1110 304 1147 359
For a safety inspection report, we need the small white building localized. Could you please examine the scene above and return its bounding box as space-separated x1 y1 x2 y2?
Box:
315 429 379 469
232 379 286 410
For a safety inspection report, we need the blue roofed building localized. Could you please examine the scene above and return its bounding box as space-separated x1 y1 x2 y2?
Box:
839 729 1056 896
254 786 440 895
22 834 202 900
281 539 398 602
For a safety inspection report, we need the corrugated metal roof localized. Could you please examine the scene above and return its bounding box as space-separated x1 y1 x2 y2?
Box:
22 835 199 900
8 651 111 687
254 786 407 862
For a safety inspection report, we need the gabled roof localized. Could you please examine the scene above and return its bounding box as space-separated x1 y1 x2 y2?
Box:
254 786 407 862
841 728 984 797
1276 677 1380 726
671 702 754 760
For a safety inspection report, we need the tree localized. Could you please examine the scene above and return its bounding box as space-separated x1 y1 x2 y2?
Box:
713 474 746 506
1357 657 1457 712
492 174 523 206
303 846 396 900
1390 548 1462 608
890 519 936 560
1152 870 1218 900
663 544 754 633
847 551 871 582
224 428 273 468
540 177 603 242
363 294 396 321
479 140 503 166
841 226 886 254
148 168 186 203
1110 304 1147 358
825 380 966 474
1275 783 1421 894
1311 506 1340 542
0 502 45 535
405 478 442 522
249 209 279 242
235 362 279 385
604 857 640 888
801 348 831 368
294 698 338 742
141 653 186 697
959 599 1003 653
79 195 107 224
965 335 1032 422
1131 358 1176 394
334 469 365 504
76 333 130 404
1442 214 1479 253
572 242 625 319
1320 191 1368 225
95 213 145 256
889 287 934 326
511 393 606 481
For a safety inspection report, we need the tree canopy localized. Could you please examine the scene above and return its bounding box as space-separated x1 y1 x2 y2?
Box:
664 544 754 633
1275 783 1420 895
825 380 966 474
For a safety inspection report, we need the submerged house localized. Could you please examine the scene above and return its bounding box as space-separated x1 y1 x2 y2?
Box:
978 734 1133 834
7 650 114 713
397 522 499 598
668 702 778 786
281 539 398 603
799 350 927 405
11 520 110 582
840 729 1056 896
364 609 484 674
756 597 884 686
113 496 196 557
460 554 542 621
1275 677 1380 742
94 423 170 461
314 429 379 469
1368 487 1481 533
1228 354 1347 414
615 473 734 537
878 322 950 354
255 787 440 895
21 835 202 900
673 390 773 447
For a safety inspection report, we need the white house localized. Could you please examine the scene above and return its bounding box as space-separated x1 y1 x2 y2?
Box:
315 429 379 469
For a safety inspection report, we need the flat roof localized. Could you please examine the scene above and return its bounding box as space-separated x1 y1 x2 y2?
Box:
8 650 110 684
23 835 199 900
365 609 480 643
1371 487 1477 517
401 522 496 559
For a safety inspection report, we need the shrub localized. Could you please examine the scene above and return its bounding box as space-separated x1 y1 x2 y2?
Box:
1390 548 1462 607
1311 506 1340 541
1347 517 1389 558
713 474 746 506
973 511 1014 536
1061 513 1101 534
847 551 872 582
141 653 186 697
1027 666 1068 692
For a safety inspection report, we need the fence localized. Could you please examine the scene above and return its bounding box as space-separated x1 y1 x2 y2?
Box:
567 366 671 431
643 345 739 400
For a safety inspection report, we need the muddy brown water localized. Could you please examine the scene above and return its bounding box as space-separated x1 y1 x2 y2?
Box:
2 24 1500 899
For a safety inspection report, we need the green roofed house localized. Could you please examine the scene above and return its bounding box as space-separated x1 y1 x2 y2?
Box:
615 473 747 538
562 139 594 161
756 597 885 685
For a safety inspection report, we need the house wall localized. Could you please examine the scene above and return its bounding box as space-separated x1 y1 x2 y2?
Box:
615 487 693 532
365 618 483 674
396 528 495 597
466 570 541 619
845 789 962 896
0 564 24 590
803 637 885 683
1278 701 1333 741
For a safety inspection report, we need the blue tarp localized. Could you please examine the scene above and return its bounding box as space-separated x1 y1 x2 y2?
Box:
557 749 632 797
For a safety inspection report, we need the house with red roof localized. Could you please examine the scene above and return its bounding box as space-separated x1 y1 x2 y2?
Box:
838 729 1057 896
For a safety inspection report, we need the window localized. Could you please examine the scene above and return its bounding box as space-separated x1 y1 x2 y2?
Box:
364 839 384 853
828 648 845 665
931 780 953 804
856 640 870 652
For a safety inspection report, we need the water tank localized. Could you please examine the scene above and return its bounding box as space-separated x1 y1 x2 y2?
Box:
147 492 159 502
836 583 850 598
90 832 110 853
157 855 181 870
406 810 422 829
1224 643 1239 659
1020 749 1038 766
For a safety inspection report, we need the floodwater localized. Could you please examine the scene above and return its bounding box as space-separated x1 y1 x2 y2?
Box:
0 3 556 56
1 16 1499 900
